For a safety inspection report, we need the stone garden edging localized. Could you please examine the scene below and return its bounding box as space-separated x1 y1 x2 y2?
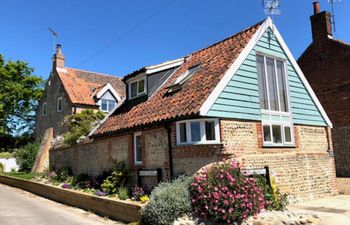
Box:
0 174 141 223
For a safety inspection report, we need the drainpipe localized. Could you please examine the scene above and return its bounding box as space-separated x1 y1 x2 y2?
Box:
166 124 174 179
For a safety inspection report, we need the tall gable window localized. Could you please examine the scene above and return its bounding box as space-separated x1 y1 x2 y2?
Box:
134 132 142 165
42 102 47 116
129 77 146 99
256 55 293 146
176 118 220 145
57 97 63 112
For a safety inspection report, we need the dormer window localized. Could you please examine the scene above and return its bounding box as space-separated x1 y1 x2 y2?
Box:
101 99 116 112
129 77 146 99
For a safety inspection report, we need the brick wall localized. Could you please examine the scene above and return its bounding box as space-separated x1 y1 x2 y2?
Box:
220 119 337 200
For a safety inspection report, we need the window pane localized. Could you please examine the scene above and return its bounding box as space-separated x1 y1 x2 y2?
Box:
266 58 279 111
101 99 108 111
135 135 142 162
205 121 216 141
108 100 116 112
179 123 187 143
277 61 288 112
284 126 292 143
190 121 201 142
43 104 47 115
257 56 268 110
263 125 271 142
138 79 145 93
58 98 62 111
131 82 138 97
272 125 282 143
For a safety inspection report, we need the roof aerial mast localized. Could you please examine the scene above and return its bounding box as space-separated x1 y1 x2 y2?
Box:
328 0 341 33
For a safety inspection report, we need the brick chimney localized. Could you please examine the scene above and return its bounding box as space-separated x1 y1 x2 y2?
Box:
310 2 332 42
53 44 65 68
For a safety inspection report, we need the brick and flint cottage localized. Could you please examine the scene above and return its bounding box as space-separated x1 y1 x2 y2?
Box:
34 45 125 172
298 2 350 177
51 17 337 200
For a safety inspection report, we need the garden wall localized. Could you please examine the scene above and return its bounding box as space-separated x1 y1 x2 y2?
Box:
333 125 350 177
0 175 141 223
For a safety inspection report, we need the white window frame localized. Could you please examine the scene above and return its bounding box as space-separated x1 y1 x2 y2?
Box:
42 102 47 116
133 132 142 165
128 77 147 99
100 99 116 112
176 118 220 145
57 97 63 112
257 53 294 147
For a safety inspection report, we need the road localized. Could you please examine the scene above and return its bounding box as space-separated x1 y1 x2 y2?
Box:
0 183 124 225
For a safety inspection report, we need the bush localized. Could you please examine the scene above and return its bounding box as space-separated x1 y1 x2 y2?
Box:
56 167 72 182
0 163 3 173
72 173 91 189
63 109 105 145
190 160 265 224
100 161 131 194
15 143 39 172
255 176 288 211
141 176 192 225
0 152 13 159
118 187 129 200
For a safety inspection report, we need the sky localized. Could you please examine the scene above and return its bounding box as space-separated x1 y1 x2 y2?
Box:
0 0 349 80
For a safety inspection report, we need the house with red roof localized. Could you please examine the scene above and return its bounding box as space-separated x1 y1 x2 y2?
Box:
35 45 125 142
50 17 337 199
298 2 350 177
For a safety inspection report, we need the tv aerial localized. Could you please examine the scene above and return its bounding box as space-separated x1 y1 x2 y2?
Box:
328 0 341 33
263 0 281 16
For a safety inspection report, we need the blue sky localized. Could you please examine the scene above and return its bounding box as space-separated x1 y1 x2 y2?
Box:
0 0 349 79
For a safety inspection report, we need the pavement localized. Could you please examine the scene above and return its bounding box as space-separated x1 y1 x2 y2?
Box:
0 183 125 225
288 195 350 225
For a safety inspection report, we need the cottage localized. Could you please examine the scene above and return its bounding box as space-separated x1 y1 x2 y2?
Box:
35 45 125 142
51 17 337 200
298 2 350 177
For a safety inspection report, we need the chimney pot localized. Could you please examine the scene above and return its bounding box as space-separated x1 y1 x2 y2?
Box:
56 44 62 54
313 2 320 15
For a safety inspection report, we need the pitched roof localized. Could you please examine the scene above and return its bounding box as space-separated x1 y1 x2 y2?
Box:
56 68 125 106
92 20 263 137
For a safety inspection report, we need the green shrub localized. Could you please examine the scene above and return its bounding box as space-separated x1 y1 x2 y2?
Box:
141 176 192 225
63 109 105 145
72 173 91 189
190 160 265 224
15 143 39 172
255 176 288 211
118 187 129 200
0 152 13 159
56 167 72 182
0 163 3 173
100 161 131 194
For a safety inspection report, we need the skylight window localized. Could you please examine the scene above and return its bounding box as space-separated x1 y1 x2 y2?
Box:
167 64 201 93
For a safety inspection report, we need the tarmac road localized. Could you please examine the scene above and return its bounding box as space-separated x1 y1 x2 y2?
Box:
0 183 124 225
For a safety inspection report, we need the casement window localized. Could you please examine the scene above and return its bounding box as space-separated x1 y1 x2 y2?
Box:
129 77 146 99
256 54 294 146
57 97 63 112
176 118 220 145
101 99 116 112
42 102 47 116
134 132 142 165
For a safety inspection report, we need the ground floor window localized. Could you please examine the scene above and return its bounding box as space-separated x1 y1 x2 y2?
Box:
134 132 142 165
176 118 220 145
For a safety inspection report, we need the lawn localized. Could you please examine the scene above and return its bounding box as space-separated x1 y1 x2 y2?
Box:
1 172 40 180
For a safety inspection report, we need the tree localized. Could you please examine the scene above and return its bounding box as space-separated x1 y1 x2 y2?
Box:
64 109 105 144
0 54 43 136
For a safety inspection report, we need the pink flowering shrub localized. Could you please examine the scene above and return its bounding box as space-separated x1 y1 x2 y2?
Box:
190 159 265 224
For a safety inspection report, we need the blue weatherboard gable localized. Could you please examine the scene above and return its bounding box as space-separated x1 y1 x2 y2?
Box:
207 29 327 126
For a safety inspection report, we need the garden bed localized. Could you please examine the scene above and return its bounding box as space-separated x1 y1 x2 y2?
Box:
0 174 142 223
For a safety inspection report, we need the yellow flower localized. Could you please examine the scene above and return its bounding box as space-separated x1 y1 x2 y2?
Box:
140 195 149 203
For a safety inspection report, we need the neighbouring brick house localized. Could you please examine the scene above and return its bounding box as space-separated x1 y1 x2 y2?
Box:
33 45 125 172
35 44 125 141
51 17 337 200
298 2 350 177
